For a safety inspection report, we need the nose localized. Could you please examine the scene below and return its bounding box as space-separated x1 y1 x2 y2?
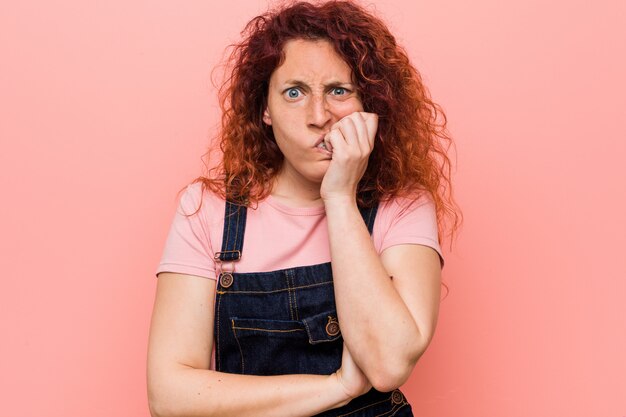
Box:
307 94 332 129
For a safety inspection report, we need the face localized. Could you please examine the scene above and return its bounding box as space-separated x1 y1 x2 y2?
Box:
263 38 364 186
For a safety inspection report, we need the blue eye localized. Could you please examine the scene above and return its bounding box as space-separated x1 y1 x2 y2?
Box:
331 87 347 95
286 88 301 99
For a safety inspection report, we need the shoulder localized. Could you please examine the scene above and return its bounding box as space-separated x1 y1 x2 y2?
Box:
178 182 226 218
373 191 443 265
377 190 436 220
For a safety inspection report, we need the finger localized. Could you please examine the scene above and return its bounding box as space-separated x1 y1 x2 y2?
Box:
333 116 359 148
360 112 378 148
324 128 345 154
351 112 371 154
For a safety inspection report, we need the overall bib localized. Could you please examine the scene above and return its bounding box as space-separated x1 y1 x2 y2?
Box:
214 198 414 417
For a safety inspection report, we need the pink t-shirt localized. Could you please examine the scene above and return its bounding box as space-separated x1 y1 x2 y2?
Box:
156 182 443 281
155 182 443 370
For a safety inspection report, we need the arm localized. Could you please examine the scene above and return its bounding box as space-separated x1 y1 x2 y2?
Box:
147 272 353 417
324 199 442 392
320 112 442 392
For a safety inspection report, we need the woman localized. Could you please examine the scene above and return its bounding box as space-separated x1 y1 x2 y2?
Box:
147 1 460 416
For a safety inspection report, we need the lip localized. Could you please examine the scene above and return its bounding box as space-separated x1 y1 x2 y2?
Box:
313 134 328 148
313 133 333 155
315 146 332 158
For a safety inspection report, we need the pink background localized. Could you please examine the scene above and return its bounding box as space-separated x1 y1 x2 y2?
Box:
1 0 625 416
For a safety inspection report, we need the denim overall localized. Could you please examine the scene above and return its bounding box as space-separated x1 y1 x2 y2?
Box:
213 197 414 416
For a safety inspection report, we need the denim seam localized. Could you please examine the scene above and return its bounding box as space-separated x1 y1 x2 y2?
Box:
232 326 305 333
234 205 241 255
337 396 390 417
285 270 296 321
302 319 312 343
377 401 407 417
288 270 300 321
217 280 333 294
216 293 223 371
231 319 245 373
374 402 400 417
291 271 301 321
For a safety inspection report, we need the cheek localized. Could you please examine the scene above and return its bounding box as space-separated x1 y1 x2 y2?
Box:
329 98 364 116
272 126 301 157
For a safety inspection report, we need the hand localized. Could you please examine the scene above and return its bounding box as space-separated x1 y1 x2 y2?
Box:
320 111 378 203
333 342 372 403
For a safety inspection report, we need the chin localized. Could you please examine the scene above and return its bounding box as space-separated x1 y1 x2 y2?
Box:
304 166 329 184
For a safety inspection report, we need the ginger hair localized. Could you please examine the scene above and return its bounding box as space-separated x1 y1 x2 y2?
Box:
188 0 462 244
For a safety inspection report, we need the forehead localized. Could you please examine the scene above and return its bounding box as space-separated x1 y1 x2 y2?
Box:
271 38 354 83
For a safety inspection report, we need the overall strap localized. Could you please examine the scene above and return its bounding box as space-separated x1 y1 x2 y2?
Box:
215 200 247 262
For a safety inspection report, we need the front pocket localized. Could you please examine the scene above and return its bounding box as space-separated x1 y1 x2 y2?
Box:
230 310 342 376
231 317 307 337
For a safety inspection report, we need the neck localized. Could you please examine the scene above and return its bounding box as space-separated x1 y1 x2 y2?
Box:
270 168 324 208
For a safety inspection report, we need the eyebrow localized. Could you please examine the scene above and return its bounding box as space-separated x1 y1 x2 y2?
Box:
282 79 355 90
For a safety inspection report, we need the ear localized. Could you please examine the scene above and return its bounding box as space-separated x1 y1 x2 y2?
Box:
262 107 272 125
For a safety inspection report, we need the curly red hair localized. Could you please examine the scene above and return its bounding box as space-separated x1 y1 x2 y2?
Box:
189 0 462 244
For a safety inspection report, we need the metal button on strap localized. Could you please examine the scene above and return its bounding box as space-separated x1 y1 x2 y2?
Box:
220 272 234 288
325 316 340 337
391 389 404 404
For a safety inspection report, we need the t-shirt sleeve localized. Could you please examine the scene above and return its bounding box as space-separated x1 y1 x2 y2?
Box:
155 184 217 280
376 193 444 268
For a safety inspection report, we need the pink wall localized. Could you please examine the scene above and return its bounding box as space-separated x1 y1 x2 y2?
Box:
1 0 624 416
